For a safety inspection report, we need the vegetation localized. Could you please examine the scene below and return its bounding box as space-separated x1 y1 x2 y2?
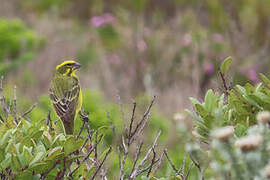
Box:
0 19 44 75
1 0 270 179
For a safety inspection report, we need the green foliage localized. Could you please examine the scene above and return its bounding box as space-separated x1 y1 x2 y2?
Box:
0 115 83 179
0 18 44 75
188 75 270 143
220 56 232 75
187 89 227 144
209 123 270 179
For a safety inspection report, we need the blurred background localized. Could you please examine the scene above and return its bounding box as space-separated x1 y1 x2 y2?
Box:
1 0 270 178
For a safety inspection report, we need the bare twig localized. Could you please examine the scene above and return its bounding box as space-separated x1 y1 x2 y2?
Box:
94 130 99 160
219 71 228 97
0 76 8 119
41 160 60 179
130 96 156 139
137 130 161 170
129 141 143 178
13 85 18 124
147 149 156 177
118 96 158 179
22 103 37 118
164 149 179 173
46 110 54 131
179 153 186 175
76 109 90 141
117 95 128 135
69 144 95 177
153 150 164 175
189 154 204 180
0 76 3 92
107 111 116 135
185 162 194 180
90 146 112 180
130 130 161 179
119 136 128 180
128 102 136 139
135 159 159 177
117 146 123 178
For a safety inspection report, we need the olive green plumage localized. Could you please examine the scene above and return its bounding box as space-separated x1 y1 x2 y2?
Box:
49 60 82 134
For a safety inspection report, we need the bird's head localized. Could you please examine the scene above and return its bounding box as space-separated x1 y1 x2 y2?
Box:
56 60 81 76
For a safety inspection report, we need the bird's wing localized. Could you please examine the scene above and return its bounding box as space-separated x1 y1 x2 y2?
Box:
49 74 80 123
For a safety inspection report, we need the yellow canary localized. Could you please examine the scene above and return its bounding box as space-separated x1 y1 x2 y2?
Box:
49 60 82 134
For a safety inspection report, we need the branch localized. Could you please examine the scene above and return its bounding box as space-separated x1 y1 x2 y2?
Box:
147 149 156 177
219 71 228 97
76 109 90 141
22 103 37 118
128 101 136 140
90 146 112 180
13 85 18 124
130 130 161 179
117 95 128 136
129 141 143 178
130 96 156 140
164 149 182 177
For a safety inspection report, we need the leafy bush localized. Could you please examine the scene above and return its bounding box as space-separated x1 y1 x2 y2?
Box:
0 18 44 75
180 58 270 179
0 86 174 179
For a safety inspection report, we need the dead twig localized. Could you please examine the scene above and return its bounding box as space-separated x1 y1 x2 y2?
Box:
22 103 37 118
118 96 158 180
130 130 161 179
90 146 112 180
117 95 128 136
13 85 18 124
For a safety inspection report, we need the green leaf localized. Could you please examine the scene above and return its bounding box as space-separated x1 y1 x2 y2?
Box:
0 129 12 146
73 163 88 178
0 153 11 169
204 89 215 112
23 146 33 164
29 152 44 167
63 136 84 155
189 97 201 107
220 56 232 75
195 104 208 118
29 161 53 174
259 73 270 88
14 170 39 180
234 124 247 137
11 155 21 171
47 146 63 160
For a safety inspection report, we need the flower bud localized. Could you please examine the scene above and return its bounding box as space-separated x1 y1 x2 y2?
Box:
257 111 270 124
235 134 262 152
264 163 270 178
212 126 234 142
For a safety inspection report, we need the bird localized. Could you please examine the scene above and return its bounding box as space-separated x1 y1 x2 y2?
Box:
49 60 82 134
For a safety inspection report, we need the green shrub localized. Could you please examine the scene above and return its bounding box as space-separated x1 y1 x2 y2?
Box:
0 18 44 75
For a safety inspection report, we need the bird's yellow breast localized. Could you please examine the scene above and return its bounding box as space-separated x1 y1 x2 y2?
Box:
77 88 83 114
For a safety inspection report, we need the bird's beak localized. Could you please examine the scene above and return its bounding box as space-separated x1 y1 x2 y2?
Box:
73 62 81 70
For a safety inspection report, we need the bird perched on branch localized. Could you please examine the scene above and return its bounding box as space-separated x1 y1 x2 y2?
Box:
49 60 82 134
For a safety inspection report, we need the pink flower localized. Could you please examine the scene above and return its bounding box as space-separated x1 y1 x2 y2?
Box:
103 13 116 24
183 33 192 46
248 68 259 83
90 13 116 27
203 61 215 75
213 33 224 43
90 16 105 27
129 66 135 76
140 59 146 68
137 40 148 52
107 54 121 65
